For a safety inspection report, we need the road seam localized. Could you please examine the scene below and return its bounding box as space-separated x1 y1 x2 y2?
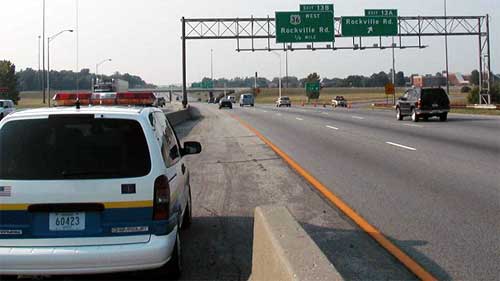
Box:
229 113 437 281
386 142 417 151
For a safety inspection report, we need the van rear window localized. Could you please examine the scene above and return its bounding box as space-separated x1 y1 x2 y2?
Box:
0 117 151 180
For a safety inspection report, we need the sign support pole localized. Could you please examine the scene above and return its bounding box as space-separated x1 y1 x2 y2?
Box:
182 17 188 108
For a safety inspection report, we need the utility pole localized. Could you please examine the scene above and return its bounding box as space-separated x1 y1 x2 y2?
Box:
444 0 450 95
42 0 46 104
38 36 42 92
75 0 79 92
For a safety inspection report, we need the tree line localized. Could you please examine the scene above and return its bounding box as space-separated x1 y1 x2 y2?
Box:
16 68 157 92
196 70 408 89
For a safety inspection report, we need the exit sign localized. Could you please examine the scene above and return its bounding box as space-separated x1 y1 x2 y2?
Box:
300 4 334 13
365 9 398 17
342 16 398 37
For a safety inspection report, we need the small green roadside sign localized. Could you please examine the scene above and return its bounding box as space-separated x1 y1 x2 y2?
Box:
275 11 335 43
341 16 397 37
365 9 398 17
305 82 320 93
300 4 334 13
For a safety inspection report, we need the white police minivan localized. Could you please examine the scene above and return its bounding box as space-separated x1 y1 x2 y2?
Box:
0 92 201 278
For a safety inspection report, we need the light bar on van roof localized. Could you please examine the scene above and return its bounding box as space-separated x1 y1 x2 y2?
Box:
53 92 156 107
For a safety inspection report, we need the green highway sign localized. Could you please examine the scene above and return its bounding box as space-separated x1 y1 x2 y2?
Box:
305 82 320 93
191 80 214 88
300 4 334 13
275 11 335 43
365 9 398 17
341 16 397 37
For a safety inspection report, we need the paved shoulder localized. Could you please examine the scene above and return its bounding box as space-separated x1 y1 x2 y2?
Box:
175 104 415 280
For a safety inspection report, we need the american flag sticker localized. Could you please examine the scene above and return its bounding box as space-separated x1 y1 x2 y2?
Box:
0 186 12 197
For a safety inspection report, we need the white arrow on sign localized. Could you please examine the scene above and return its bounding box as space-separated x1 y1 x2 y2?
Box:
367 26 374 34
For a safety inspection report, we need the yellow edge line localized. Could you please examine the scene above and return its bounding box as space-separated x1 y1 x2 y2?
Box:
230 113 437 281
0 201 153 211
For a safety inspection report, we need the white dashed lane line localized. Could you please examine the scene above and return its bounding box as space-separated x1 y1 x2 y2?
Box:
351 116 365 120
296 117 304 121
326 125 339 130
402 123 423 128
386 142 417 151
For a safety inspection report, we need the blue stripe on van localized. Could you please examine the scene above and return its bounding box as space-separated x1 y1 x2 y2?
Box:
0 208 178 239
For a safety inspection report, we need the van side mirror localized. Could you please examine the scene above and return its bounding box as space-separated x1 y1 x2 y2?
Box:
181 141 202 156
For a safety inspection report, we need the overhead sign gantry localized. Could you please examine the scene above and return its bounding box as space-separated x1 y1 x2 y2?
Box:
180 5 492 107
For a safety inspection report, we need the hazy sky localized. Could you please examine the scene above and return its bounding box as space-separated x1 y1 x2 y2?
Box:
1 0 498 85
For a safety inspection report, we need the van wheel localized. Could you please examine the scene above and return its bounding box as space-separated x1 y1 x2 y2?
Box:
396 108 403 121
182 189 192 229
440 113 448 122
166 231 182 279
411 108 419 122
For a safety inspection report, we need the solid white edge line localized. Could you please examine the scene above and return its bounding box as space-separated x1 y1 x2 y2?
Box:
326 125 339 130
386 142 417 151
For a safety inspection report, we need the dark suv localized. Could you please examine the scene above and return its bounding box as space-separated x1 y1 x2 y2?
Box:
396 88 450 122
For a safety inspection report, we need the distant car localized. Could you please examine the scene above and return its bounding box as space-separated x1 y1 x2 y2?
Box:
219 98 233 109
276 96 291 107
239 94 254 107
396 87 450 122
332 96 347 108
176 96 180 101
214 96 222 104
0 100 15 120
228 96 236 103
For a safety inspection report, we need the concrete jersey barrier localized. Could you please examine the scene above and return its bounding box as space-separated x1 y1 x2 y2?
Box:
251 206 343 281
165 106 201 126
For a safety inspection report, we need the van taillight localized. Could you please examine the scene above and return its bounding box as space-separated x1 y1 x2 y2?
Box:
153 175 170 220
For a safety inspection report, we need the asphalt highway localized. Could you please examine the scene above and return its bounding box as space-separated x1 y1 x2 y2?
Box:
230 104 500 281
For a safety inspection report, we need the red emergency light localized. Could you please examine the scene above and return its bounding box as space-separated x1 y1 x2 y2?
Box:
53 91 156 107
53 92 92 106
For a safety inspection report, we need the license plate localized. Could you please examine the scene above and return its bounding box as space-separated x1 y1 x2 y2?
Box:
49 212 85 231
432 103 439 108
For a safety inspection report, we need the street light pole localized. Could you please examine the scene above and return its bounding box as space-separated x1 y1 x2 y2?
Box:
47 29 74 107
96 58 112 83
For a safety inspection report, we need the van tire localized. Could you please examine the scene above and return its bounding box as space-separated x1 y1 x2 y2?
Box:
165 231 182 279
182 188 192 229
